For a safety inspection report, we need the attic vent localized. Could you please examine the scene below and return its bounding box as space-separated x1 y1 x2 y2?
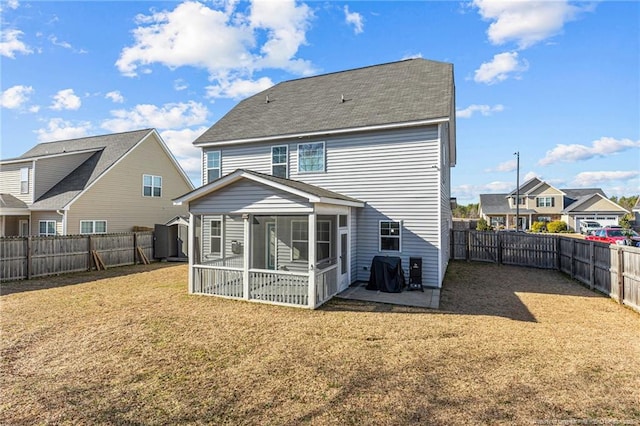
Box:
341 94 345 103
266 95 270 104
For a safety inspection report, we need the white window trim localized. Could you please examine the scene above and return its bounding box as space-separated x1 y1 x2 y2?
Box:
291 219 308 262
379 220 402 252
271 145 288 178
317 220 331 262
297 141 325 174
80 220 107 234
143 174 162 197
39 220 57 236
209 218 223 257
536 196 554 207
20 167 29 194
206 151 221 183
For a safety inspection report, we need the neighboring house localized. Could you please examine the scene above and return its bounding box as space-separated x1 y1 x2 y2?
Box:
0 129 194 237
633 198 640 228
478 177 628 231
174 58 456 309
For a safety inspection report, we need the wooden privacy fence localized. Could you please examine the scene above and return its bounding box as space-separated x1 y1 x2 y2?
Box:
0 232 154 282
451 230 640 313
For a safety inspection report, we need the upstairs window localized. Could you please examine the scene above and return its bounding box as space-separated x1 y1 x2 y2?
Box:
143 175 162 197
39 220 56 236
80 220 107 234
20 167 29 194
207 151 221 183
536 197 554 207
380 221 401 252
298 142 325 173
271 146 288 178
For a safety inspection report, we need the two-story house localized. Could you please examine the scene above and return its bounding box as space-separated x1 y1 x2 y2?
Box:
478 177 628 231
0 129 193 237
174 58 456 309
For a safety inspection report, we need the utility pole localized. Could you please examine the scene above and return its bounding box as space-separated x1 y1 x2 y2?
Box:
514 151 520 231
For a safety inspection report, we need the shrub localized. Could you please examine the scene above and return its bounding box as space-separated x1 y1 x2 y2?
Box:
531 221 546 233
546 220 568 233
476 218 492 231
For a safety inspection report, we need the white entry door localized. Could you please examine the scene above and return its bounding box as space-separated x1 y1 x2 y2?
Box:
338 229 349 291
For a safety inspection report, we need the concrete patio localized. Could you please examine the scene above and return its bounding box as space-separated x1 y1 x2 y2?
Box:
336 282 440 309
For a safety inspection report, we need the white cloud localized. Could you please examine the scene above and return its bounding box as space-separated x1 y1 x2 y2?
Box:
523 171 538 182
116 0 315 95
1 85 34 109
105 91 125 103
457 104 504 118
572 171 640 187
3 0 20 10
472 0 589 49
206 76 274 100
159 127 208 181
101 101 209 132
174 79 188 91
474 51 528 84
538 137 640 166
0 29 33 58
344 5 364 34
50 89 82 110
49 35 88 54
401 52 423 60
35 118 92 142
485 159 516 173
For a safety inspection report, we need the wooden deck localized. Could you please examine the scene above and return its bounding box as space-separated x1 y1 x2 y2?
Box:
336 282 440 309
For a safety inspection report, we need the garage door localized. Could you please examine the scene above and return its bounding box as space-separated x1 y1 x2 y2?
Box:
575 216 619 230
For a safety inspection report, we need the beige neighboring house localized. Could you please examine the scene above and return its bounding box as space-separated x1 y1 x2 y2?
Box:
0 129 194 237
478 177 628 231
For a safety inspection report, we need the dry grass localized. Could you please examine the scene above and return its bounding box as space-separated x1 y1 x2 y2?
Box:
1 261 639 425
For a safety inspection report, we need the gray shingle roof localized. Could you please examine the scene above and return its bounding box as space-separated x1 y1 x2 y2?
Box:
239 169 363 204
23 129 153 209
0 194 28 209
481 187 609 215
195 58 454 145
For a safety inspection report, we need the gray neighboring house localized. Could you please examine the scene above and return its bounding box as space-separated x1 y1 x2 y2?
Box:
479 177 628 231
175 58 457 309
0 129 194 237
633 197 640 229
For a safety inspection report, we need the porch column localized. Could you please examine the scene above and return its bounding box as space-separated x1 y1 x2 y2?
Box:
188 212 194 294
308 212 316 308
243 214 250 300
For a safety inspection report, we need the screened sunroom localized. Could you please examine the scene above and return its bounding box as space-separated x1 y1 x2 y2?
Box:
174 169 363 309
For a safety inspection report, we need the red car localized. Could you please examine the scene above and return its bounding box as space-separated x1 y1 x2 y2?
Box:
586 228 640 246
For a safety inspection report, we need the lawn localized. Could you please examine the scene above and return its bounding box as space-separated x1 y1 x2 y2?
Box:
1 262 639 425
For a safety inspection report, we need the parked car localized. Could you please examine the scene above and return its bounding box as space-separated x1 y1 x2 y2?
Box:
579 220 601 235
585 228 640 246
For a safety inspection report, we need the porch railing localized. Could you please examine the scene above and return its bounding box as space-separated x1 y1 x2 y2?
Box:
192 263 338 309
203 255 244 268
249 269 309 307
315 265 338 307
193 265 244 298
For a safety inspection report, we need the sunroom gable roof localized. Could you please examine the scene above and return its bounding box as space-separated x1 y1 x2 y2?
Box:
174 169 364 208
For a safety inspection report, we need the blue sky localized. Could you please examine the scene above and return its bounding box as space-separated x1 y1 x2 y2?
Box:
1 0 638 204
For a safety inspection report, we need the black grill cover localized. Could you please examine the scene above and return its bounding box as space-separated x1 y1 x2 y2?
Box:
366 256 406 293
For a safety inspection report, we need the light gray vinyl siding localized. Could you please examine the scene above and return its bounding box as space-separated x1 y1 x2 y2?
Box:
33 152 95 200
0 162 33 204
439 123 452 282
204 126 443 286
189 179 312 214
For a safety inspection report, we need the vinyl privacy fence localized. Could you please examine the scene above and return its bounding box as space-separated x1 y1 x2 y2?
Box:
451 230 640 313
0 232 154 282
